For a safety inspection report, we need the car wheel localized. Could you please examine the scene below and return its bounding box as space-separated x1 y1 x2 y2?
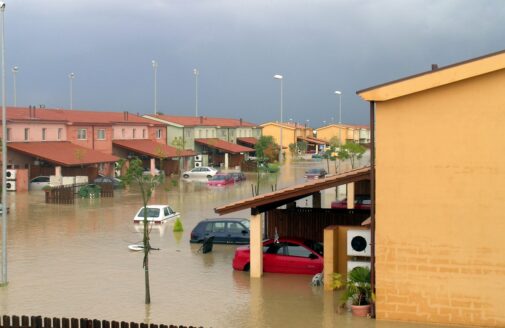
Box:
243 263 250 271
207 175 212 179
183 174 189 178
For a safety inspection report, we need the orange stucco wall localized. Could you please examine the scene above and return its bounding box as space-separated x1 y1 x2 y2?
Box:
374 68 505 326
260 124 296 149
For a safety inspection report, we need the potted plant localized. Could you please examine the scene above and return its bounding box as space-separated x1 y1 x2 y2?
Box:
341 266 372 317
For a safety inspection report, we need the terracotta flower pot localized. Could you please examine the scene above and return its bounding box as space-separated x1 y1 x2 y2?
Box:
351 304 371 317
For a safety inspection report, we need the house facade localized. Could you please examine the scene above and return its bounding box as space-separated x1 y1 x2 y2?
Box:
358 50 505 327
260 122 313 150
315 124 370 145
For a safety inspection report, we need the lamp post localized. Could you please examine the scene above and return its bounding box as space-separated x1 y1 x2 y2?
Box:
273 74 283 163
0 1 7 286
152 60 158 115
193 68 199 117
335 90 342 144
69 72 75 110
11 66 17 107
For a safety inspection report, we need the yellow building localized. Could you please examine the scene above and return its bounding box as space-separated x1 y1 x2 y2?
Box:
316 124 370 144
260 122 312 149
358 50 505 326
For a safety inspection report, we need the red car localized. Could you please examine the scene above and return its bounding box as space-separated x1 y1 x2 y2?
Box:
207 174 235 186
232 238 324 275
331 195 371 210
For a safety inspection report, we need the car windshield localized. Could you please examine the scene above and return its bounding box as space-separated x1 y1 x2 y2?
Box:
240 219 250 229
304 240 324 256
211 175 227 181
137 208 160 218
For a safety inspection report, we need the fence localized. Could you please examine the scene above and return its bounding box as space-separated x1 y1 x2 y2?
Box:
0 315 204 328
45 183 114 204
266 207 370 242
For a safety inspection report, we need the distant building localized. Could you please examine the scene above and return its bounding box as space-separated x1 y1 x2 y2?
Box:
315 124 370 145
144 114 260 168
260 121 322 151
358 49 505 327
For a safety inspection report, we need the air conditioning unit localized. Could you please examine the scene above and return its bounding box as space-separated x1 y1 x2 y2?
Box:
6 181 16 191
347 260 371 273
194 154 203 161
347 229 371 257
6 169 17 180
194 162 202 168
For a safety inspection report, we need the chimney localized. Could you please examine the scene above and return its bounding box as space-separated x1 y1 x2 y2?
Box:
239 118 243 126
431 64 438 71
124 111 129 121
200 115 203 124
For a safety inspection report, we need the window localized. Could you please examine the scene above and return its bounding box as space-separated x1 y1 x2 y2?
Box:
207 222 225 233
132 129 136 139
211 130 215 137
205 129 208 138
164 207 169 216
227 222 244 234
57 128 62 140
185 129 191 138
142 129 146 139
286 243 312 258
121 128 125 138
6 128 10 141
77 129 87 140
156 129 162 139
221 130 226 137
42 128 46 141
24 128 29 141
97 129 105 140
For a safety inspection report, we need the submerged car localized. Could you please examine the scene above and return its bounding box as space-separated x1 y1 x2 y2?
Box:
304 168 327 179
207 174 234 186
232 238 324 275
29 176 50 190
229 172 246 182
331 194 371 210
182 166 219 179
94 175 122 188
190 218 250 244
133 205 180 224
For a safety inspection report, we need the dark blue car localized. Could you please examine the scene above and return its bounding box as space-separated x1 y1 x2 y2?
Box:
190 218 250 244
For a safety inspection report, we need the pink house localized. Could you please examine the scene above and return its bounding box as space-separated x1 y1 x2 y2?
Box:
1 107 194 190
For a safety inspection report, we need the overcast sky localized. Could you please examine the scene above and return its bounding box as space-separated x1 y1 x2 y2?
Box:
4 0 505 126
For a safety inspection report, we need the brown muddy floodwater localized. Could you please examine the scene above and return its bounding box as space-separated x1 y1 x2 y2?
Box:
0 160 464 328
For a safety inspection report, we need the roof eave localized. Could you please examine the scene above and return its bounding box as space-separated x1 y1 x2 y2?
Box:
357 50 505 102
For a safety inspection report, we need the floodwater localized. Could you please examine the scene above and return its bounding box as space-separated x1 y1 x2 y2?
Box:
0 157 465 328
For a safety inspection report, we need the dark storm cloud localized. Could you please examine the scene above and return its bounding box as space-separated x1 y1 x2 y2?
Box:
5 0 505 126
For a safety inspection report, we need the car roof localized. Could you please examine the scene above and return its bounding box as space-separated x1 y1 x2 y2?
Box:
139 205 171 209
201 218 248 222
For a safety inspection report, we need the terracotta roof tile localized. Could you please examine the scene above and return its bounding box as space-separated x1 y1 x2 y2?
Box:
8 141 119 166
237 137 258 146
148 114 257 127
113 140 196 158
195 138 255 154
214 167 371 215
3 107 164 126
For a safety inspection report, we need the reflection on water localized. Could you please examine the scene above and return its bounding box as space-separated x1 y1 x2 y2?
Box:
0 162 460 328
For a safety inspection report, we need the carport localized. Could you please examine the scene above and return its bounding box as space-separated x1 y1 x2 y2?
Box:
214 167 370 279
113 140 196 175
195 138 254 169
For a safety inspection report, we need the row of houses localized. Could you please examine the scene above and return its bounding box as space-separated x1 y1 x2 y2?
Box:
1 107 261 191
259 121 371 153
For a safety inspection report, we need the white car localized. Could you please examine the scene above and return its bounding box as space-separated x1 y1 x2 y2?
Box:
29 176 50 190
133 205 180 224
182 166 218 179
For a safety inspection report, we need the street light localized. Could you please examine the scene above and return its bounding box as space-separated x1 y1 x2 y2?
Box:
193 68 199 117
0 0 7 286
273 74 283 163
12 66 17 107
69 72 75 110
152 60 158 115
334 91 342 123
335 90 342 145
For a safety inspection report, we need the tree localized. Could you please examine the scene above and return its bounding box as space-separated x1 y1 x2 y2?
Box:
121 157 162 304
339 142 366 169
171 137 186 174
255 136 279 163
